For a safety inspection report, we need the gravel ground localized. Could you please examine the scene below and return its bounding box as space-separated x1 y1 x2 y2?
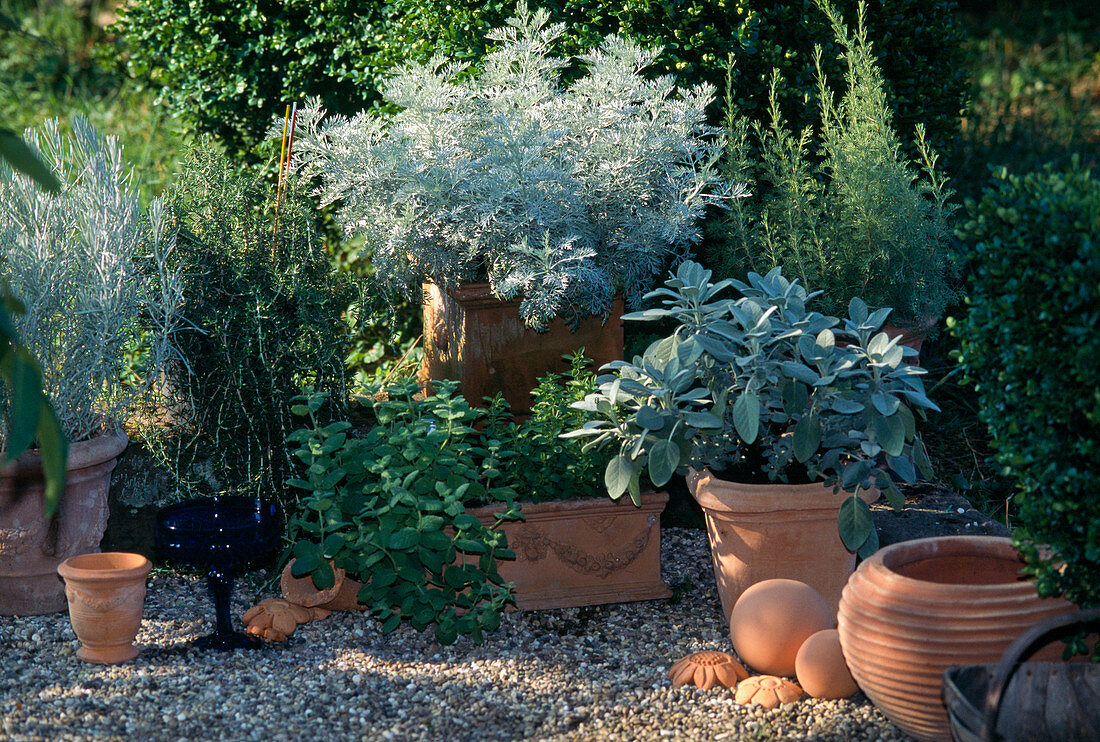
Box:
1 528 913 742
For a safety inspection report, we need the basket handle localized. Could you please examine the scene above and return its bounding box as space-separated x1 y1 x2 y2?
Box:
980 607 1100 742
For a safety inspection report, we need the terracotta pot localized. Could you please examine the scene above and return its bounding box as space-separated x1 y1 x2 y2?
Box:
419 282 624 418
687 468 877 622
881 316 937 365
837 535 1076 742
464 491 670 610
0 430 128 615
58 551 150 663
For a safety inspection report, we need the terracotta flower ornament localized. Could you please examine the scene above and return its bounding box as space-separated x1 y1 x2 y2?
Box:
669 651 749 690
734 675 803 708
242 559 367 641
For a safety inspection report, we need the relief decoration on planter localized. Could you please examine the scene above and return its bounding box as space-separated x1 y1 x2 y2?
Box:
507 514 657 578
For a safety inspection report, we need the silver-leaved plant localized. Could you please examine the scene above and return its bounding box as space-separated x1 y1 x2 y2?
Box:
564 260 940 556
284 1 742 329
0 116 184 447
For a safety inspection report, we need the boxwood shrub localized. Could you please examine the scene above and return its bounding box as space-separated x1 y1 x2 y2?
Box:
950 163 1100 638
113 0 966 162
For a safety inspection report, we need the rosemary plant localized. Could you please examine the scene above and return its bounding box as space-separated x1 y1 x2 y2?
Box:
708 1 957 324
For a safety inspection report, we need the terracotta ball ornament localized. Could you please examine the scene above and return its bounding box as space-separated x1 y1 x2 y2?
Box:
729 579 834 677
669 651 749 690
794 629 859 699
734 675 804 708
242 559 367 641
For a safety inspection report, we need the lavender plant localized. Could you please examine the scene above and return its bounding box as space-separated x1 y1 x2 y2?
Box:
0 115 183 447
285 2 741 330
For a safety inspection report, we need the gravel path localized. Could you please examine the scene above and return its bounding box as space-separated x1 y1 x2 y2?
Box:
1 528 911 742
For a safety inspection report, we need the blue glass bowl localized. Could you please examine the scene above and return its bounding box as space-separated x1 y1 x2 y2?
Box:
156 497 283 650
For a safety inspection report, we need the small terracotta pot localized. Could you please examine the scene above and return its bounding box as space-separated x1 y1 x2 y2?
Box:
58 551 151 664
837 535 1075 742
881 317 937 365
687 468 876 621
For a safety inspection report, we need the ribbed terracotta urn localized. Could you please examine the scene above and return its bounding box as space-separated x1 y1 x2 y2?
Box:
687 468 877 621
837 535 1075 742
58 551 150 664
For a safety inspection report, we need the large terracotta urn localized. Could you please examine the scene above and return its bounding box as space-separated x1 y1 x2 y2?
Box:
0 430 128 615
419 282 624 418
58 551 150 663
837 535 1076 742
687 468 875 621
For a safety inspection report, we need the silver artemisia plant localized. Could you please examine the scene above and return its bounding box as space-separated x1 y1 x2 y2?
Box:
283 1 743 330
0 115 184 446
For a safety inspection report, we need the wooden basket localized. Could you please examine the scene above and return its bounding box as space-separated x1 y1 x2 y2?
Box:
942 608 1100 742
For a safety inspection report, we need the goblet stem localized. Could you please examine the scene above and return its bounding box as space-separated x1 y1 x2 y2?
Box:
206 567 235 639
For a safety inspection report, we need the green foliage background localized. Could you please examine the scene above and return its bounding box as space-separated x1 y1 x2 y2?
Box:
951 164 1100 627
113 0 967 163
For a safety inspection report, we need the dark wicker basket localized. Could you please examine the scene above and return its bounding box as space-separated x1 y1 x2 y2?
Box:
942 608 1100 742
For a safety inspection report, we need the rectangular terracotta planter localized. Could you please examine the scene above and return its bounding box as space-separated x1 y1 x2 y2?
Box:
463 491 671 610
419 282 624 418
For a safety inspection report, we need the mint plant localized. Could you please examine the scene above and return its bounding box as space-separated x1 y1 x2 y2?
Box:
285 382 521 645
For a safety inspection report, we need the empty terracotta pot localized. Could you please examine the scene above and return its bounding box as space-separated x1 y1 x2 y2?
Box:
687 468 876 621
58 552 151 664
837 535 1075 742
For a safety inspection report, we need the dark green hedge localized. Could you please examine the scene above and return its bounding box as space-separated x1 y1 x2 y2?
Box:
114 0 967 162
951 163 1100 624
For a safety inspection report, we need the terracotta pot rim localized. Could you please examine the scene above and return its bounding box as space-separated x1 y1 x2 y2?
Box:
58 552 151 582
1 428 128 477
465 490 668 517
687 468 877 514
857 535 1037 595
431 280 625 318
841 575 1059 617
838 622 1050 657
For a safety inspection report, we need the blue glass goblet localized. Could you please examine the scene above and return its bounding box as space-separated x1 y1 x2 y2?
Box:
156 497 282 650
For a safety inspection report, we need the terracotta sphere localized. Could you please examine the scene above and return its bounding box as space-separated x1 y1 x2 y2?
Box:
795 629 859 699
729 579 834 676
